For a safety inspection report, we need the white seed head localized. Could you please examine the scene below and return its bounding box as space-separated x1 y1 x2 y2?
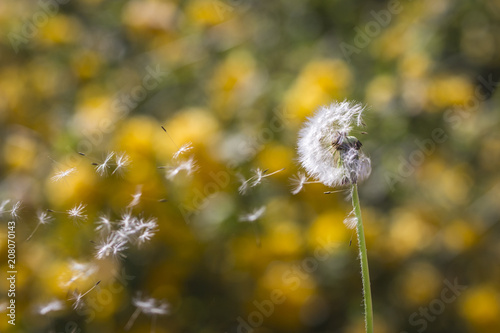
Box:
297 101 371 188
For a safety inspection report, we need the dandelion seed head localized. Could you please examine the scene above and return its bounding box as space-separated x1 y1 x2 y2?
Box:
297 100 371 188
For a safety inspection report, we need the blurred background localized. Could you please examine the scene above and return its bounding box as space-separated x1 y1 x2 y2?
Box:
1 0 500 332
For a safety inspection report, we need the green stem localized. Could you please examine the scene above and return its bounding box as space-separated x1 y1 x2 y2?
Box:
351 184 374 333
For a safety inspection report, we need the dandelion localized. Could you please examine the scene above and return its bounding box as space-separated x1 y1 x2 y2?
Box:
113 152 131 175
95 152 115 176
69 281 100 310
297 100 371 188
238 168 285 194
173 142 193 159
239 206 266 222
165 156 198 179
296 100 373 333
37 299 65 315
125 293 170 332
26 210 54 241
51 167 76 182
67 203 87 222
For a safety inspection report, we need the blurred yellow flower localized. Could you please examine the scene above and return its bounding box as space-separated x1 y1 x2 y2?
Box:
3 132 38 172
284 59 352 122
460 285 500 330
186 0 234 26
398 262 441 305
428 76 474 110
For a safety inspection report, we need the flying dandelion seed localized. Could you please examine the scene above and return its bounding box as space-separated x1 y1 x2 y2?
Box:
95 152 115 176
51 167 77 182
238 168 285 194
67 203 87 222
113 152 131 175
37 300 65 315
26 210 54 241
289 172 323 195
127 186 143 208
343 209 358 229
10 201 21 219
165 156 198 179
173 142 193 159
69 281 100 310
60 261 98 288
239 206 266 222
125 293 170 331
0 200 10 215
136 217 158 245
95 214 114 233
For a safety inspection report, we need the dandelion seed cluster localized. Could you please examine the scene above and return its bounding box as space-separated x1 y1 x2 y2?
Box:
297 100 371 189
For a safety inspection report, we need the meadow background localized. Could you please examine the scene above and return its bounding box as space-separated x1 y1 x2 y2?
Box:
1 0 500 332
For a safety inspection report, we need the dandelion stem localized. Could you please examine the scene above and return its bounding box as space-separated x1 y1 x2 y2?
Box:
351 183 373 333
26 222 41 241
125 308 142 331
